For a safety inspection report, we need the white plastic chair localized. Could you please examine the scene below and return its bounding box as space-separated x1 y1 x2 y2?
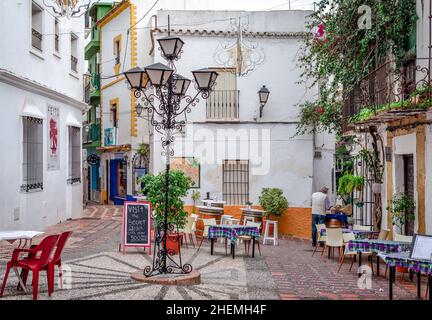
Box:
197 218 217 251
179 216 196 248
242 216 255 225
238 221 262 256
322 228 344 261
220 215 233 243
393 234 413 243
353 224 372 231
312 224 327 256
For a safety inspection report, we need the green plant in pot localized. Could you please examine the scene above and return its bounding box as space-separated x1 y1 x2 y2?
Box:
387 193 416 234
259 188 289 235
141 170 192 254
191 190 200 214
245 201 253 210
337 172 365 203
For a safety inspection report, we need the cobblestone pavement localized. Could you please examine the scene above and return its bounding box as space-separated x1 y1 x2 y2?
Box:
0 205 427 300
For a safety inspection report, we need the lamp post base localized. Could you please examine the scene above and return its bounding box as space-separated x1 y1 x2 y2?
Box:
131 269 201 286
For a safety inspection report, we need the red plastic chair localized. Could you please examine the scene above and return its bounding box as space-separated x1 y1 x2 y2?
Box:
0 234 59 300
21 231 72 295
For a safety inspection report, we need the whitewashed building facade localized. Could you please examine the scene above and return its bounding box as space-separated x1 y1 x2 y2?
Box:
97 1 335 223
0 0 86 230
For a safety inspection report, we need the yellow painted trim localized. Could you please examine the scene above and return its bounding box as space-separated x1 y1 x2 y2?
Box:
113 34 122 75
385 114 427 237
101 76 125 90
97 0 131 28
130 3 138 137
386 131 394 240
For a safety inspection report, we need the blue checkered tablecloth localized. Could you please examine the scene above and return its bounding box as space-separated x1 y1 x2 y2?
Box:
208 225 260 242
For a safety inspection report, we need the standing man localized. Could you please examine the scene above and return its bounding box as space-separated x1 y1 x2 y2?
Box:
311 186 331 247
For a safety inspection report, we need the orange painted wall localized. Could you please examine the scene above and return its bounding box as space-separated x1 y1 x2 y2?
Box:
184 205 312 240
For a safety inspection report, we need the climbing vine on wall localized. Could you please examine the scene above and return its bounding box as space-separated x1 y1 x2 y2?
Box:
296 0 417 135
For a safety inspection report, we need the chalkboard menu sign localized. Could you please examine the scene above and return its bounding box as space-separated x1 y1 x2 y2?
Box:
122 202 152 253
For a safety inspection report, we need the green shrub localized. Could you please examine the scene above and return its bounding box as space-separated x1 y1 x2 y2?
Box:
259 188 289 218
141 170 191 229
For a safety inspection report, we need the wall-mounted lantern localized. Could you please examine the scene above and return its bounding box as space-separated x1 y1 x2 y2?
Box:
258 85 270 118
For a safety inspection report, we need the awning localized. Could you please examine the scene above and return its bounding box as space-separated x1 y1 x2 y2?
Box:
21 97 44 119
66 112 82 127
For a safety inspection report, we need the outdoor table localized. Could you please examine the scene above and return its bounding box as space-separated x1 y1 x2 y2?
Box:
384 252 432 301
348 239 412 277
0 230 45 292
208 224 260 259
0 230 45 248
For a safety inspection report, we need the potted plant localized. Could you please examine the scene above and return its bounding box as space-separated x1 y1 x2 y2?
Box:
191 190 200 214
141 170 192 255
337 172 365 203
387 192 416 272
259 188 289 235
245 201 253 210
387 193 416 235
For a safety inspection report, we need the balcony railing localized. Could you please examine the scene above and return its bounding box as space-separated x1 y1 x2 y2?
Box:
206 90 240 121
343 57 432 129
83 123 101 144
32 28 42 51
71 55 78 72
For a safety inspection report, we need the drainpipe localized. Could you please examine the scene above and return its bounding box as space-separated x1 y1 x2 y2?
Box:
149 15 158 55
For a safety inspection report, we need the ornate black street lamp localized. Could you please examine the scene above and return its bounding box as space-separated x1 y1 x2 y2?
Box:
124 35 218 277
258 85 270 118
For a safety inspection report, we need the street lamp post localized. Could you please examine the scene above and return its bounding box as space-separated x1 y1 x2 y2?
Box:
124 35 218 277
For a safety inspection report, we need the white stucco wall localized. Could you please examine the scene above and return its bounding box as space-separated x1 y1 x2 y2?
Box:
0 0 86 230
0 82 83 230
0 0 85 101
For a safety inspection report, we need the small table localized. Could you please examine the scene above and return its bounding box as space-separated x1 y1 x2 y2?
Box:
201 200 225 208
348 239 412 277
384 252 432 301
0 230 45 292
208 225 260 259
0 231 45 248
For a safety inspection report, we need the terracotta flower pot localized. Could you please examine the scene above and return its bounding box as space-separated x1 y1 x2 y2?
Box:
166 233 183 255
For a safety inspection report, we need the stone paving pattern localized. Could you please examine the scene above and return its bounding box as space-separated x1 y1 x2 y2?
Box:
0 205 428 300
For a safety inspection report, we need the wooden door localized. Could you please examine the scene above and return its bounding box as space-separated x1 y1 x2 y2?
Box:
403 155 415 236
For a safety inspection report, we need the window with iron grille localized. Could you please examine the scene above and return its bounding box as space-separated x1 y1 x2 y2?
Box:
222 160 249 205
68 126 81 184
21 117 43 192
206 69 239 121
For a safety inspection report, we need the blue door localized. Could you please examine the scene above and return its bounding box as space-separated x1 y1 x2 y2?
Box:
109 159 119 202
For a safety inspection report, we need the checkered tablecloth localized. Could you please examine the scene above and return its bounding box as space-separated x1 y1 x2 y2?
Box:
208 225 260 242
348 239 412 254
384 252 432 275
